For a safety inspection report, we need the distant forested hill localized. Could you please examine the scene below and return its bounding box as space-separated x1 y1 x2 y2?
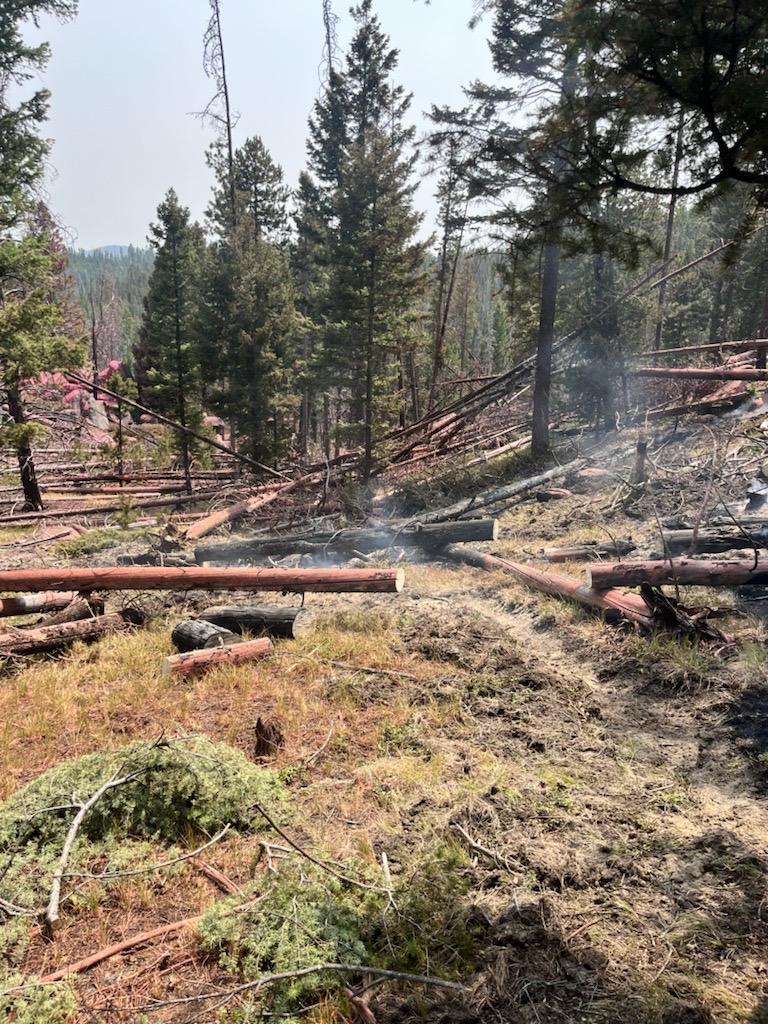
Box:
68 246 154 367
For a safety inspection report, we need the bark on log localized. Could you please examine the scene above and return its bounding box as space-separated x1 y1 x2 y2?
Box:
0 611 136 656
441 545 653 627
0 566 406 595
634 366 768 381
542 540 636 562
646 391 749 420
163 636 274 679
0 592 76 618
184 473 322 542
37 596 105 627
417 458 588 524
171 619 239 653
199 606 315 639
194 519 499 563
588 558 768 589
662 527 768 555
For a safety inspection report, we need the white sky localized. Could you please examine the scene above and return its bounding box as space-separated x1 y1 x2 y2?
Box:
28 0 494 250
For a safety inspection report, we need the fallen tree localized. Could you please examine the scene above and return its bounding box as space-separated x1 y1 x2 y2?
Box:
588 558 768 589
0 488 226 524
634 366 768 381
199 606 316 640
417 458 588 524
441 545 653 627
0 610 137 657
0 592 76 618
163 636 274 679
0 566 406 595
195 519 499 563
636 338 768 358
662 526 768 555
542 540 636 562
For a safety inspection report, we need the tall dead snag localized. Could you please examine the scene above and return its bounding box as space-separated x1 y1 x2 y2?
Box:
163 636 273 679
0 566 406 595
588 559 768 589
442 545 653 628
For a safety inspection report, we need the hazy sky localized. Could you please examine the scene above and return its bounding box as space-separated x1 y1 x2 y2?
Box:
28 1 494 250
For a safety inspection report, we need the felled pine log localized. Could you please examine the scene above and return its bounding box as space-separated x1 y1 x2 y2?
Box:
0 566 406 595
418 457 588 524
171 619 239 653
0 489 225 524
588 558 768 589
662 526 768 555
185 472 322 542
37 596 105 627
441 545 653 628
195 519 499 563
199 606 315 640
163 636 273 679
542 539 636 563
0 610 137 657
634 366 768 382
0 592 76 618
636 339 768 358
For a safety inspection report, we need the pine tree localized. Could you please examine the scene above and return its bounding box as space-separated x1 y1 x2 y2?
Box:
208 137 289 244
0 1 82 508
135 190 204 491
304 0 428 475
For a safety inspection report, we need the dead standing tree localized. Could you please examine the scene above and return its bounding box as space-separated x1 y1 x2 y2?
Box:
201 0 238 230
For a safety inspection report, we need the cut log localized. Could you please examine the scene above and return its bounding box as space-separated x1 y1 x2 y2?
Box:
171 619 239 653
195 519 499 563
163 636 274 679
418 458 588 524
37 596 105 627
646 390 750 420
588 558 768 589
441 545 653 627
634 366 768 381
536 488 573 502
542 540 636 562
184 486 286 542
662 526 768 555
0 592 76 618
199 606 315 640
0 566 406 595
0 611 136 657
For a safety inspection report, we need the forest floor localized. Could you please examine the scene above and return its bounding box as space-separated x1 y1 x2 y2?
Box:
2 421 768 1023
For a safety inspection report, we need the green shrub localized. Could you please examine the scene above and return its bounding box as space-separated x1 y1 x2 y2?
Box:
0 976 75 1023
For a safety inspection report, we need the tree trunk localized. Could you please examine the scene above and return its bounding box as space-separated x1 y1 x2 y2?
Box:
542 540 636 562
588 559 768 589
0 565 407 595
195 518 499 563
6 383 44 511
0 592 77 618
171 619 239 652
531 239 561 457
163 636 273 679
199 605 315 639
0 611 135 657
662 527 768 555
653 111 684 351
442 545 653 628
634 366 768 381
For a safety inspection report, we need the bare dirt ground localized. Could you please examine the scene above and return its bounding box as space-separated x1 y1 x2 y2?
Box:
2 421 768 1023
